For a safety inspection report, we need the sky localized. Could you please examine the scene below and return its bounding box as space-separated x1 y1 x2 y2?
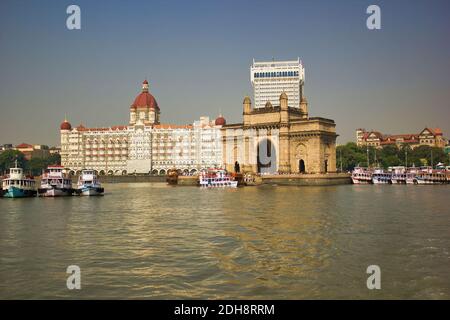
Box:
0 0 449 146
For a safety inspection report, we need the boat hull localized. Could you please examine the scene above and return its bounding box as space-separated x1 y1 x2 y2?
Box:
416 178 447 185
76 187 104 196
200 181 238 188
38 188 73 197
3 186 37 198
351 177 372 184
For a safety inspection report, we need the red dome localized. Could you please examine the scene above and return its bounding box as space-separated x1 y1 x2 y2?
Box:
60 120 72 130
132 92 159 109
215 116 226 126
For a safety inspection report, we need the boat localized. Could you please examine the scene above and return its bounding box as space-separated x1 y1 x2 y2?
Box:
372 168 392 184
199 169 238 188
391 166 406 184
166 168 179 185
1 161 37 198
416 170 448 185
351 167 372 184
74 169 104 196
38 165 73 197
406 168 419 184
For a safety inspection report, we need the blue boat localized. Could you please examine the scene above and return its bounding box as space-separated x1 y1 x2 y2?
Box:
2 161 37 198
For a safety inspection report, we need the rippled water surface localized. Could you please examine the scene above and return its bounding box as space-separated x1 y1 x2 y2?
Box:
0 183 449 299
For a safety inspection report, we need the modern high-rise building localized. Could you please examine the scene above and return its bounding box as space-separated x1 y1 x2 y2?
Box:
250 58 305 109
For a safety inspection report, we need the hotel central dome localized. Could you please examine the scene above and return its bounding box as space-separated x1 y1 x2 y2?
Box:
131 80 159 109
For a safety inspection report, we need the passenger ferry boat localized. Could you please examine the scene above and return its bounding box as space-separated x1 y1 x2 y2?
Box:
38 165 73 197
372 168 392 184
75 169 104 196
415 170 448 185
199 169 238 188
391 166 406 184
351 167 372 184
1 161 37 198
406 168 419 184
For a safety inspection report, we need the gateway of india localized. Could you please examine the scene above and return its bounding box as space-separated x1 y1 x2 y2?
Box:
222 58 337 174
60 58 337 175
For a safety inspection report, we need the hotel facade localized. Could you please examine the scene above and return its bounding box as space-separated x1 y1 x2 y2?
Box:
60 80 224 175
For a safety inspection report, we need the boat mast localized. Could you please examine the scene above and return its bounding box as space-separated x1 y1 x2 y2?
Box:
366 146 370 168
431 149 433 168
405 148 408 168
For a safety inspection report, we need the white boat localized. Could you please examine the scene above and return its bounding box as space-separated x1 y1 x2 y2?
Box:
416 170 447 185
351 167 372 184
1 161 37 198
75 169 104 196
391 166 406 184
38 165 73 197
406 168 419 184
372 168 391 184
199 169 238 188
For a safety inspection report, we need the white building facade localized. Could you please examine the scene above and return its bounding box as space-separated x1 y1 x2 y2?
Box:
250 58 305 109
60 80 224 175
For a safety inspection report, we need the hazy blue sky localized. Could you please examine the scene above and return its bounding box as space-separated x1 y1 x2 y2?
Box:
0 0 449 146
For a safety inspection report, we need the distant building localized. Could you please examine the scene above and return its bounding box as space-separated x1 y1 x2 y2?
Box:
14 143 50 160
356 128 447 149
0 144 13 153
49 147 61 155
251 58 305 109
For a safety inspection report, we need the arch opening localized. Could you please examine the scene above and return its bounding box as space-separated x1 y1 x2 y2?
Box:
257 138 277 174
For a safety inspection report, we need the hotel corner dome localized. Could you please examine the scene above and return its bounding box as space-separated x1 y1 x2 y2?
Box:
131 80 159 109
215 115 226 126
280 92 288 99
243 96 251 104
60 120 72 130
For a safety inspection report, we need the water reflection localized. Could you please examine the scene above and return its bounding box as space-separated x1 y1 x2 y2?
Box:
0 183 449 299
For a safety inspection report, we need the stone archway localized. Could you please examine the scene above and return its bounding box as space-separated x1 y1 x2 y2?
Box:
295 143 308 173
299 159 306 173
257 138 277 174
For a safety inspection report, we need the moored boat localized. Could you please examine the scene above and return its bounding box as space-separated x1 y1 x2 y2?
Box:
416 170 447 185
391 166 406 184
75 169 104 196
199 169 238 188
38 165 73 197
1 161 37 198
166 168 179 185
351 167 372 184
372 168 392 184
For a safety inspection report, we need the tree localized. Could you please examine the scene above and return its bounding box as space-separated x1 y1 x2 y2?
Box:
46 153 61 166
27 157 46 176
335 143 448 171
0 150 27 174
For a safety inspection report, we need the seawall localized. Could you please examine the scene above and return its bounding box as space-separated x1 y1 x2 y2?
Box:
261 173 351 186
9 173 351 187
